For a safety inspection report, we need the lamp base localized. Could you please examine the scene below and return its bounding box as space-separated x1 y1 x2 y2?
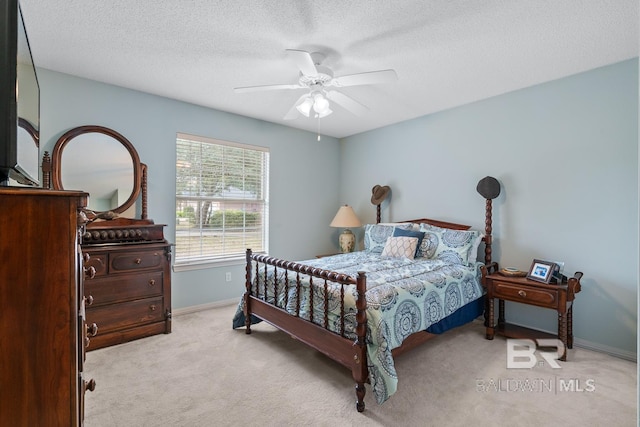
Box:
338 229 355 253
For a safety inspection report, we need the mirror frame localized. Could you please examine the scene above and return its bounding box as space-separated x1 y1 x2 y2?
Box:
50 125 143 216
18 117 39 147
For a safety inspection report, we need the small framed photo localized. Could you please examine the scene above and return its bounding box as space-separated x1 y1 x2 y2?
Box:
527 259 557 283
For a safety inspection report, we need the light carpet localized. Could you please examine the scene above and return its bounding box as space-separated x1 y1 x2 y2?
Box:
84 304 637 426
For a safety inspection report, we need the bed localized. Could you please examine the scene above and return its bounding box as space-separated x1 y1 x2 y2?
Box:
232 193 497 412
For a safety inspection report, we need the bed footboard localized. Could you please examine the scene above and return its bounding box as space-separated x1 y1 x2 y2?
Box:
243 249 369 412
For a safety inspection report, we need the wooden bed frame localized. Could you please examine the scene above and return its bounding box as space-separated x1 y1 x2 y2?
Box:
242 196 495 412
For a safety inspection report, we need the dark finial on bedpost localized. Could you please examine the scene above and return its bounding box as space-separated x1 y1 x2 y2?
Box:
371 185 390 224
476 176 500 265
244 249 253 334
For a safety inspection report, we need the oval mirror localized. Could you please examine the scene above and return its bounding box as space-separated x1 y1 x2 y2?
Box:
51 125 142 216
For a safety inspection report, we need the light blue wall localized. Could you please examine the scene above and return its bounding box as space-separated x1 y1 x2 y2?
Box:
38 69 341 310
38 59 638 358
340 59 639 358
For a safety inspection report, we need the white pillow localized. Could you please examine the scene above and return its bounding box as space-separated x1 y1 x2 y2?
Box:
363 223 411 253
381 236 418 259
418 223 484 265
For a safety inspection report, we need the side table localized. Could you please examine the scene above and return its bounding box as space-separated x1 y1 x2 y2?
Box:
481 265 583 361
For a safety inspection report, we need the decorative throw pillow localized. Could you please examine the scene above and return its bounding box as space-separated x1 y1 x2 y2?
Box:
418 223 483 265
393 227 425 258
363 223 411 254
380 236 419 259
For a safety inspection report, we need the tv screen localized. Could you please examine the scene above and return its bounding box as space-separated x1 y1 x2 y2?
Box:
0 0 40 186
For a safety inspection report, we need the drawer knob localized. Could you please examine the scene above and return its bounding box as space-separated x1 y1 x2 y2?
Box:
150 304 156 311
85 378 96 392
134 258 142 264
84 266 96 279
87 323 99 337
518 290 527 298
85 295 94 306
149 279 156 286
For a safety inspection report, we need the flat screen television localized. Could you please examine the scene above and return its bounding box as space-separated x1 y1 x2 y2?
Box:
0 0 40 186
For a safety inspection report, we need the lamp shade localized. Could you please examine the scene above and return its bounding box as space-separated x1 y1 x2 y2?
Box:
330 205 362 253
330 205 362 228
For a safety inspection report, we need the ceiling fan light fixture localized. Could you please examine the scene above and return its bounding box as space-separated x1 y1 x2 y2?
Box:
316 107 332 119
296 97 314 117
312 93 331 115
237 50 397 121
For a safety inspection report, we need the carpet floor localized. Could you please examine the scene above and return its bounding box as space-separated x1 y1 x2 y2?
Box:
84 304 637 426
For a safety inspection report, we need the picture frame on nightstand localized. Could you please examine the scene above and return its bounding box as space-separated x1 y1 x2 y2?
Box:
526 259 557 283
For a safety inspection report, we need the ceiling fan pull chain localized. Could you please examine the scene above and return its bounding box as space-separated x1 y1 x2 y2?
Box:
317 116 321 141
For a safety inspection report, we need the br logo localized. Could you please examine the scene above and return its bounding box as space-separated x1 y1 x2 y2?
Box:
506 339 565 369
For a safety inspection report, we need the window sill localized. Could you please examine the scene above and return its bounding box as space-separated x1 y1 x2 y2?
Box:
173 256 246 272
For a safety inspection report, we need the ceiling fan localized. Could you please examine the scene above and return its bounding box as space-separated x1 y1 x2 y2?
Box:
234 49 398 120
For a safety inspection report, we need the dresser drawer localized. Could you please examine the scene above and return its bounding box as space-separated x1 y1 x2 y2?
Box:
493 281 557 308
85 272 163 305
87 297 165 333
111 250 163 272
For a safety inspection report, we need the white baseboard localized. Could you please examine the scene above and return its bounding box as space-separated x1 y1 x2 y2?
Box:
572 337 637 362
507 321 637 362
172 298 238 316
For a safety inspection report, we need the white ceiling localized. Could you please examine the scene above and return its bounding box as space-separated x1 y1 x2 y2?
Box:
20 0 639 139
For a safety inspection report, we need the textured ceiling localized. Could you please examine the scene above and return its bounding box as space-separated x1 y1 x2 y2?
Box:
19 0 639 139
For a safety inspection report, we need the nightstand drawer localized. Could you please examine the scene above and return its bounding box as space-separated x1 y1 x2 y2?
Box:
493 282 557 308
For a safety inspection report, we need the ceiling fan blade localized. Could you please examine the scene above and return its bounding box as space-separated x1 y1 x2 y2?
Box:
285 49 319 76
325 90 369 116
330 69 398 87
234 83 302 93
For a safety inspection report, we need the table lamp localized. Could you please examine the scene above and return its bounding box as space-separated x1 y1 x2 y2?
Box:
330 205 362 253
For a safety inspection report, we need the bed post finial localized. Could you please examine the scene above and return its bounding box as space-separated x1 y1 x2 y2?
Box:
371 185 390 224
476 176 500 265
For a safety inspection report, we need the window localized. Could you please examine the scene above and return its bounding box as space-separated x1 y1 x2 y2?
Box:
175 133 269 269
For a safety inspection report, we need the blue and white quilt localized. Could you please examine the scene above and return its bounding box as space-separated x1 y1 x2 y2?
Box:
232 251 484 404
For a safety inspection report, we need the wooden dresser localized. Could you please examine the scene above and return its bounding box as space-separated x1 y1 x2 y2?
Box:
0 187 94 426
82 218 172 350
43 125 173 351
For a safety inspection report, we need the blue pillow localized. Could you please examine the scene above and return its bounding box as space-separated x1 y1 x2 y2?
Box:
393 228 425 258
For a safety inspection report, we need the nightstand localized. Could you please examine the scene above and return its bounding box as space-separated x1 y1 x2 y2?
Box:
481 265 583 361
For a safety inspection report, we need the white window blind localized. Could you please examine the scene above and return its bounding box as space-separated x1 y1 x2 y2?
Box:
175 133 269 268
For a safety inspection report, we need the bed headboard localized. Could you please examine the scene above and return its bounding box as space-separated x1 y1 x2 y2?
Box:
376 177 499 265
399 218 471 231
